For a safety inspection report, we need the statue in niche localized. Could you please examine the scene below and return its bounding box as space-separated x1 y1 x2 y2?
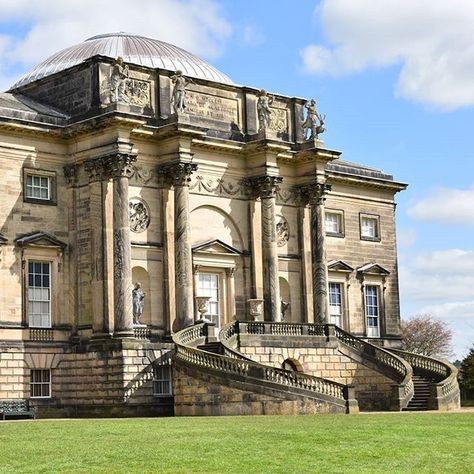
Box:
276 216 289 247
110 57 129 103
302 99 326 140
257 89 274 132
281 299 290 321
132 282 146 325
171 70 193 114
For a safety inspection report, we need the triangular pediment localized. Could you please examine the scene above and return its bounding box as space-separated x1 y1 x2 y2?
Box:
357 262 390 275
0 233 7 245
328 260 354 272
192 239 241 255
15 231 67 249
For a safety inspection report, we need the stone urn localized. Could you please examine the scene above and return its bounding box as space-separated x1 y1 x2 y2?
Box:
247 298 264 321
195 296 211 323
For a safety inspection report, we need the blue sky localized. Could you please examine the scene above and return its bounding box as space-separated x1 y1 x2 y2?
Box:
1 0 472 359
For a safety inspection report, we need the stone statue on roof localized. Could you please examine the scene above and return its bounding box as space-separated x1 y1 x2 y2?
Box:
171 70 193 114
257 89 274 132
110 57 129 104
302 99 326 140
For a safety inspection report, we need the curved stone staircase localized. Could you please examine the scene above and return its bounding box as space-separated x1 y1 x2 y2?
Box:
173 323 358 415
172 321 460 415
389 349 460 411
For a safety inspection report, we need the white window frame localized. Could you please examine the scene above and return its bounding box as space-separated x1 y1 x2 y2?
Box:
197 271 223 329
23 168 56 205
26 174 51 201
364 285 381 338
328 282 343 327
360 213 380 241
28 260 52 328
325 210 344 237
30 369 51 398
153 363 172 396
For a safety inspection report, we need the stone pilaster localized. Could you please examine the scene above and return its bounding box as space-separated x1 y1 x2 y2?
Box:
84 157 109 336
298 182 331 324
158 162 198 331
63 164 80 339
247 175 282 322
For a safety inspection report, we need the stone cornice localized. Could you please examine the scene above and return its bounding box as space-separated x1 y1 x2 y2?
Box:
326 171 408 193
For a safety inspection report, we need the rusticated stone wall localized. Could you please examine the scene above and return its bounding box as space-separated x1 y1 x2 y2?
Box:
0 342 173 417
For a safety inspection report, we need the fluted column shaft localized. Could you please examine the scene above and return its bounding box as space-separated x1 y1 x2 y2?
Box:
299 182 331 324
248 176 282 322
158 162 197 331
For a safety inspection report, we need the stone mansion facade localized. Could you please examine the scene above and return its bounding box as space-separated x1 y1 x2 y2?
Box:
0 33 459 417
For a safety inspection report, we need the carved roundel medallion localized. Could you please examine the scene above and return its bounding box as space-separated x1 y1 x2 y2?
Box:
129 198 150 233
276 215 290 247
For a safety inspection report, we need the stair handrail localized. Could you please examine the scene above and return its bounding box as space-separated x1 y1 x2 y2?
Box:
219 321 252 361
173 323 353 405
334 326 412 384
389 349 460 405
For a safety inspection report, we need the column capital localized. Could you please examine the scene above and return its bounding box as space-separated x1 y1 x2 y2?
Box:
245 175 283 199
157 162 198 187
63 164 79 187
84 153 137 182
296 182 331 206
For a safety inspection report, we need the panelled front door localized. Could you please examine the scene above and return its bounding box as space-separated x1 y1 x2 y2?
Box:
198 273 220 329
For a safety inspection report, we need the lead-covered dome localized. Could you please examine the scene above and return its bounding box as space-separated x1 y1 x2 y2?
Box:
11 32 233 89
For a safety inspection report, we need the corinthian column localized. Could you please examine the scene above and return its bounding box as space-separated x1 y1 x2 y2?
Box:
247 175 282 322
109 153 137 337
158 162 198 331
299 182 331 324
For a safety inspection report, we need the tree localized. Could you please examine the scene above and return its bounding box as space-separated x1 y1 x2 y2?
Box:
459 346 474 400
401 314 453 359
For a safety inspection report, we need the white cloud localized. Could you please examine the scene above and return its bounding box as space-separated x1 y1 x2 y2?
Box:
400 248 474 358
0 0 232 90
301 0 474 109
400 249 474 302
407 185 474 225
397 228 417 247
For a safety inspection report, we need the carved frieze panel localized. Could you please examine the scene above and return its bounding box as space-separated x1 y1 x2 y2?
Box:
268 107 288 134
129 198 151 233
189 175 247 198
129 165 156 185
185 91 239 123
276 186 298 206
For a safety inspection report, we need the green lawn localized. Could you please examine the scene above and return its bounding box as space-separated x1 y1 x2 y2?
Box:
0 412 472 474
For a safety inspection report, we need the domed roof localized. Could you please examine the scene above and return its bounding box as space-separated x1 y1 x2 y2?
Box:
11 32 233 89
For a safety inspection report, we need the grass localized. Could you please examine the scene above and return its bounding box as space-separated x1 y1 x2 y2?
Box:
0 412 473 473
